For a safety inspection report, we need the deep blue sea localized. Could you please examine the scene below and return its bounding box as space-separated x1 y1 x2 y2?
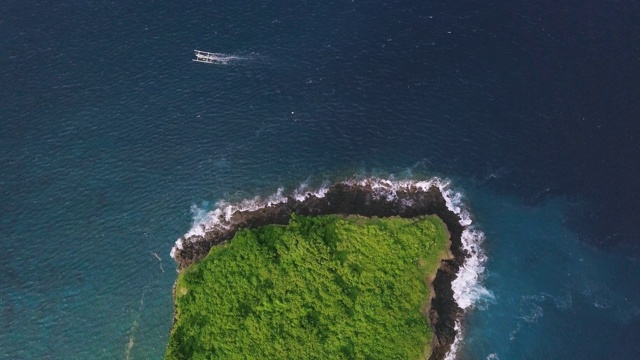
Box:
2 0 640 359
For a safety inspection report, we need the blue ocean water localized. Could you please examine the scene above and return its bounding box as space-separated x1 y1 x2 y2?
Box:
1 0 639 358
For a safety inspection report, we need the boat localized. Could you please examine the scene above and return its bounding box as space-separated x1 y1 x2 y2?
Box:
192 50 226 64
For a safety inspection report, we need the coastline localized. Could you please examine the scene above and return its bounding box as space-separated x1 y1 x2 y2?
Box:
170 178 474 360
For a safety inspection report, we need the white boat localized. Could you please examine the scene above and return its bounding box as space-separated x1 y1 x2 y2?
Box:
192 50 226 64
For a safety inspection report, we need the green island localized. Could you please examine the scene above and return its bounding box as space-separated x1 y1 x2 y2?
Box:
166 214 450 360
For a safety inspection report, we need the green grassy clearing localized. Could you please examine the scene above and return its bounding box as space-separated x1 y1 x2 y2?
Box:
166 214 449 360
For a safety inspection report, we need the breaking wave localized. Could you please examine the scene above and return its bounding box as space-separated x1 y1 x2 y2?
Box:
171 177 491 359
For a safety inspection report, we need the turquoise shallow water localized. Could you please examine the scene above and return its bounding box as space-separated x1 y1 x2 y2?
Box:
460 188 640 359
2 1 639 359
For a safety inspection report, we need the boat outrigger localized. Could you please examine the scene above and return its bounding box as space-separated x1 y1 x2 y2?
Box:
193 50 226 64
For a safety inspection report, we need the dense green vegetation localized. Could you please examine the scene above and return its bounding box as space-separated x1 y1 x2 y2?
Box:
166 214 449 360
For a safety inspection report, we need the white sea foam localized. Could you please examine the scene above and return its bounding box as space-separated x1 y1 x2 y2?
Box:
444 320 463 360
593 298 611 309
519 302 544 323
292 182 329 202
507 291 574 342
545 290 573 310
170 177 490 359
453 228 493 310
171 187 289 259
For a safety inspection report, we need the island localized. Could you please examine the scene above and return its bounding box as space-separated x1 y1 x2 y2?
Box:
168 180 468 360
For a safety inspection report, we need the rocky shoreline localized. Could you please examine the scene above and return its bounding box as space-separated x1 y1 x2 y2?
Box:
171 182 467 360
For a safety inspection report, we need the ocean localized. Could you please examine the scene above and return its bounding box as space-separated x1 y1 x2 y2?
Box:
1 0 639 359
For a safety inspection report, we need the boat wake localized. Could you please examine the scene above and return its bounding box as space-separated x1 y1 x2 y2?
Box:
171 177 491 359
193 49 251 65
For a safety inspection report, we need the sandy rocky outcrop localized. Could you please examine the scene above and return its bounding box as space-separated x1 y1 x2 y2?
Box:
172 182 467 360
